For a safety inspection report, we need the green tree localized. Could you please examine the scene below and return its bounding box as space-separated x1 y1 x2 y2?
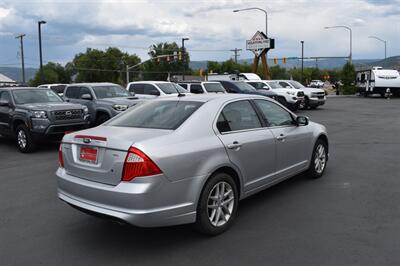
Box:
269 65 289 79
142 42 190 80
69 47 140 85
341 62 356 94
29 62 71 86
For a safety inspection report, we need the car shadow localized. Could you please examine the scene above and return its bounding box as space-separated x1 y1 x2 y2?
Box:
0 135 60 152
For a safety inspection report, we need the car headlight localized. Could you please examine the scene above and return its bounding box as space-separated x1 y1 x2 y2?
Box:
31 110 47 119
113 104 128 111
286 91 295 95
82 106 89 114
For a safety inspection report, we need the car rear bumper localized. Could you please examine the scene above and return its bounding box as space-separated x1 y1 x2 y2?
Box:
56 168 205 227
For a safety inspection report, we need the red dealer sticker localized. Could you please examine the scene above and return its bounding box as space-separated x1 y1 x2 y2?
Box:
79 147 98 164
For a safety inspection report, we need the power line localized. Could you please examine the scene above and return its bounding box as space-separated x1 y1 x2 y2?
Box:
230 48 242 63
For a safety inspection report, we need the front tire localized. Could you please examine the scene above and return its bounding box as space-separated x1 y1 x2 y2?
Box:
95 113 110 126
307 139 328 178
195 172 238 235
15 125 36 153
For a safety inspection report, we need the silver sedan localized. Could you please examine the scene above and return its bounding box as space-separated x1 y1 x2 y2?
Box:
57 94 329 235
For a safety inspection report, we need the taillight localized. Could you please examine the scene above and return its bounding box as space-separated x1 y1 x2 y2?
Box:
122 147 162 182
59 144 64 168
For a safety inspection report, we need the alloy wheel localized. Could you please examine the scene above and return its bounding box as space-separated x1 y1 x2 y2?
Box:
314 144 326 174
17 130 27 149
207 181 235 227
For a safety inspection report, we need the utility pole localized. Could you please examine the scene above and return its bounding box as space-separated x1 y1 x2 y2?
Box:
181 37 189 81
38 20 46 84
301 41 304 83
230 48 242 63
15 34 26 84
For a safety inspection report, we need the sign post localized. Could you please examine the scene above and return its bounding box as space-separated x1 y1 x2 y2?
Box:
246 31 274 80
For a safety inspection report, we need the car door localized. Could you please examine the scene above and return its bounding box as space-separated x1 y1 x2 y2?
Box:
253 99 312 178
0 91 13 135
216 100 277 193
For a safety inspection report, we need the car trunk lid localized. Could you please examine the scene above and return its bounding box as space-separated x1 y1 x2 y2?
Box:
61 126 172 185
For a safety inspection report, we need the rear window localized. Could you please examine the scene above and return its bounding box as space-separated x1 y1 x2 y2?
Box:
203 83 225 93
50 85 66 94
106 100 203 130
156 83 187 94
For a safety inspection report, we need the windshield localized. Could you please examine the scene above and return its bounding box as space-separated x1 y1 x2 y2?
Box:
265 81 283 89
93 85 130 99
289 81 305 89
203 83 225 93
235 82 257 92
12 89 63 104
248 82 267 90
106 100 203 130
156 83 187 94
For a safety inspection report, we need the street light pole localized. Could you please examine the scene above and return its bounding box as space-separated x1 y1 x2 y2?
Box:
38 20 47 84
301 41 304 83
368 36 387 60
15 34 26 84
324 25 352 64
181 37 189 81
233 7 268 36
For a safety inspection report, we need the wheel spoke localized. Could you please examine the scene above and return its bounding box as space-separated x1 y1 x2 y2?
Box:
208 204 218 210
214 208 222 225
222 197 233 206
224 189 233 199
221 204 231 215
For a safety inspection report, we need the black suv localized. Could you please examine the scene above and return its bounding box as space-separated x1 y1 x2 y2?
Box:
0 87 90 152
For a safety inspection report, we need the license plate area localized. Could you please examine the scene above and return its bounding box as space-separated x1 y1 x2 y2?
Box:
79 146 98 164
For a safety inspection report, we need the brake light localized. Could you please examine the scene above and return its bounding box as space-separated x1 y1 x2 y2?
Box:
122 147 162 182
59 144 64 168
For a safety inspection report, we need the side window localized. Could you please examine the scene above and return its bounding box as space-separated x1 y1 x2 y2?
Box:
143 84 160 95
129 84 144 94
79 87 92 98
222 83 234 93
65 87 80 99
0 91 11 102
178 84 188 89
279 82 290 88
218 100 262 132
190 84 204 94
254 100 294 127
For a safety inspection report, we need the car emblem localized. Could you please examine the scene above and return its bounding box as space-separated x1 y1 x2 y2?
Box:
65 111 72 116
83 138 91 144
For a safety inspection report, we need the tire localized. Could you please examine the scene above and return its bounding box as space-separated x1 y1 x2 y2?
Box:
307 139 328 179
95 113 110 126
195 172 238 235
310 105 318 110
303 97 310 109
15 124 36 153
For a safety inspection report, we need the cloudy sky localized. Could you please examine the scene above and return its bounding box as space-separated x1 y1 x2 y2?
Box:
0 0 399 68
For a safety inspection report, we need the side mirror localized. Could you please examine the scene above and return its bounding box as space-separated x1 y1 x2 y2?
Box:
129 91 135 96
0 99 10 107
263 86 270 90
81 94 92 100
296 116 309 126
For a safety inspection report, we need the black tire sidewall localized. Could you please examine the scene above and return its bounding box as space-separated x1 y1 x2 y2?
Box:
15 125 35 153
195 172 238 236
95 114 110 126
309 139 328 178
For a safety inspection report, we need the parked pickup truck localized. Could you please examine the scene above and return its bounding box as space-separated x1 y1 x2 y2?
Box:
0 87 90 152
64 83 141 125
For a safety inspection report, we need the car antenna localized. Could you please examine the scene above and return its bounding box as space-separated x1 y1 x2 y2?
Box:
174 83 186 97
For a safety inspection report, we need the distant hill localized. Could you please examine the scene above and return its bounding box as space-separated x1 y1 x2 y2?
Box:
189 56 400 71
0 67 37 83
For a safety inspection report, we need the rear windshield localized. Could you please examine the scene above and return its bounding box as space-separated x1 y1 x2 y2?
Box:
50 85 66 94
106 100 203 130
203 83 225 93
12 89 63 104
156 83 187 94
235 82 257 92
93 85 130 99
248 82 266 90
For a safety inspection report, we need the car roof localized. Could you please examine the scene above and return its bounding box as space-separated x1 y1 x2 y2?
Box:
0 87 50 91
152 93 268 103
67 82 120 87
128 81 171 84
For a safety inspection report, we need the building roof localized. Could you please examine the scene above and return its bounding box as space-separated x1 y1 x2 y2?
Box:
0 73 16 83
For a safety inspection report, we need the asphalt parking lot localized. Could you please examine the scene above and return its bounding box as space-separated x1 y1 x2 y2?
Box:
1 96 400 266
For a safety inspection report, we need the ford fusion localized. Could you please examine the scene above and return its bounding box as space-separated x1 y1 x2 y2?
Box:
57 94 329 235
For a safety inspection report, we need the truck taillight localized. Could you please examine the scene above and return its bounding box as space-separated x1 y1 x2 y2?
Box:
59 144 64 168
122 147 162 182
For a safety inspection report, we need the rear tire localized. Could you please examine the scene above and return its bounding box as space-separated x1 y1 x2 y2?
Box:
195 172 238 235
95 113 110 126
307 139 328 179
15 125 36 153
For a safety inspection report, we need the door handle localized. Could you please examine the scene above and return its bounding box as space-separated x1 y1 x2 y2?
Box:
276 134 286 141
227 141 242 149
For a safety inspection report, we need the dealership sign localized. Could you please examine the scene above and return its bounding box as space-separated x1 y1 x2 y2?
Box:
246 31 275 57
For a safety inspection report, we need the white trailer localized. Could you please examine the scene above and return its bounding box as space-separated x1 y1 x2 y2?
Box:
207 73 261 81
356 67 400 97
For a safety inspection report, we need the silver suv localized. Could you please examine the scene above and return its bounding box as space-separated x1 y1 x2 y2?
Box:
64 83 141 125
